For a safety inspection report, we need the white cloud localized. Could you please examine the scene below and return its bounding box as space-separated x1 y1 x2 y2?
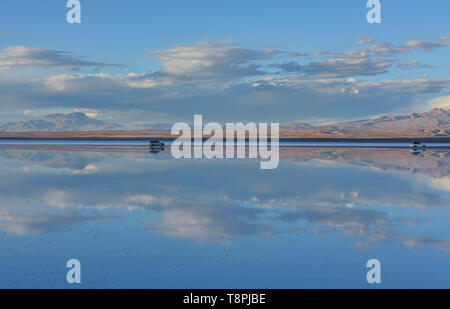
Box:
72 108 102 119
0 36 449 123
356 35 450 55
396 60 431 70
427 177 450 192
0 46 120 70
273 57 392 78
426 96 450 110
149 40 275 78
42 73 127 92
43 190 74 208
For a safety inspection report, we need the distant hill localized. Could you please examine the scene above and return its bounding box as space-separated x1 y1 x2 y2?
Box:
281 108 450 137
0 108 448 138
0 112 122 132
280 121 312 130
131 123 174 131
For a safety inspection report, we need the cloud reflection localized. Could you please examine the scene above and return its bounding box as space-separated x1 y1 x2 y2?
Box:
0 146 448 253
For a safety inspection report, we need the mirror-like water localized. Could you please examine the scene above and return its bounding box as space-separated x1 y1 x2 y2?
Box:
0 145 448 288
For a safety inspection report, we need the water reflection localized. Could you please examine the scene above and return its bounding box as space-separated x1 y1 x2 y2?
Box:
0 145 449 287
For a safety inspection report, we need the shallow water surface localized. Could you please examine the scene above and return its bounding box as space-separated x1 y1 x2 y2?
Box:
0 145 449 288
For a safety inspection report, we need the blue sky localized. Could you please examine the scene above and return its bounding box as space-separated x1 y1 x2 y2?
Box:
0 0 450 125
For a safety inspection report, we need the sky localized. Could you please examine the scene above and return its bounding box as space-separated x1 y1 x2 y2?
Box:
0 0 450 125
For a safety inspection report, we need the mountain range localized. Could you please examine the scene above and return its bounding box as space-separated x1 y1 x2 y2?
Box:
0 112 175 132
281 108 450 137
0 112 122 132
0 109 449 137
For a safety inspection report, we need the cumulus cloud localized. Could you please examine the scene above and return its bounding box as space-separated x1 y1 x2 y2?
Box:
125 194 270 242
356 35 450 55
427 177 450 192
396 60 432 70
272 35 450 79
42 73 129 92
149 41 276 79
355 35 397 56
248 75 450 96
0 46 121 70
0 210 101 235
43 190 75 208
399 36 450 52
312 50 329 56
273 58 392 78
0 145 448 248
10 71 446 123
291 51 309 57
426 95 450 110
349 77 450 95
0 35 449 123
